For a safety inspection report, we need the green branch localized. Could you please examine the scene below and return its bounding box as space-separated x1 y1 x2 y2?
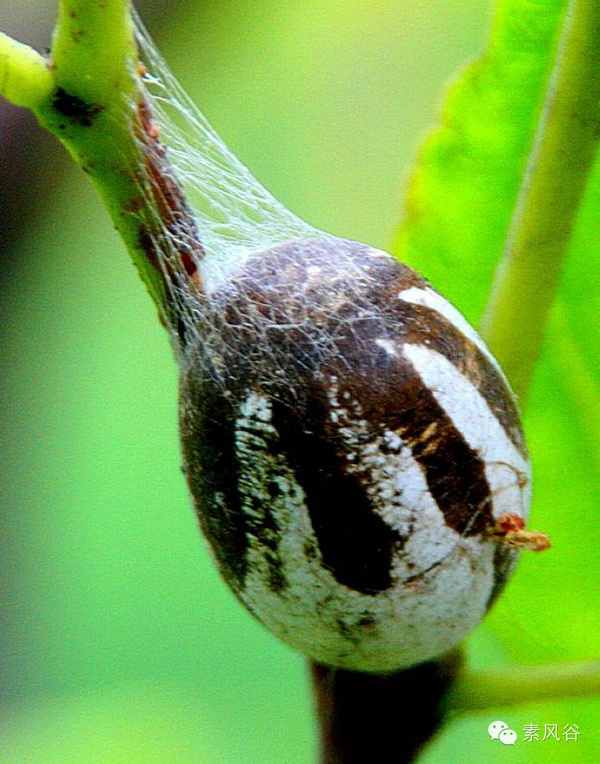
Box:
0 32 53 108
0 1 186 322
447 659 600 712
51 0 134 105
479 0 600 400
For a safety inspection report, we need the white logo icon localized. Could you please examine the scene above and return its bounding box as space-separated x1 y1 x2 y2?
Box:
499 728 518 745
488 721 508 740
488 720 518 745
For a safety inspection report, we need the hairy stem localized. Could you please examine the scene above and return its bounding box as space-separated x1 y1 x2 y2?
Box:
447 659 600 712
479 0 600 400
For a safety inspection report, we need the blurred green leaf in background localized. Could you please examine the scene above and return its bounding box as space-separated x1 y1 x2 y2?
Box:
1 1 598 762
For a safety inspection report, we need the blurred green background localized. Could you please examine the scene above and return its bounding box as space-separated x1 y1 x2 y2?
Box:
1 1 598 762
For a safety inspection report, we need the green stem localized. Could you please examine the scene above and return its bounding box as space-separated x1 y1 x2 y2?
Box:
0 31 53 108
51 0 134 105
40 0 171 314
479 0 600 401
447 659 600 712
1 1 197 325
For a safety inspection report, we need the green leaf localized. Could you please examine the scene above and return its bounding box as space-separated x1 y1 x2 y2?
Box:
394 0 568 323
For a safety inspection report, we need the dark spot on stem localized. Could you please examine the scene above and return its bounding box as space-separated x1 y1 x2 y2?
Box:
52 87 103 127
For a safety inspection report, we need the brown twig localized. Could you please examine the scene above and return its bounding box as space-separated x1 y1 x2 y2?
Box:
310 651 463 763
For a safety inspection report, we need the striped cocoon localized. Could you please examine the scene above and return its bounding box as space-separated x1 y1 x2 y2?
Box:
179 237 530 672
